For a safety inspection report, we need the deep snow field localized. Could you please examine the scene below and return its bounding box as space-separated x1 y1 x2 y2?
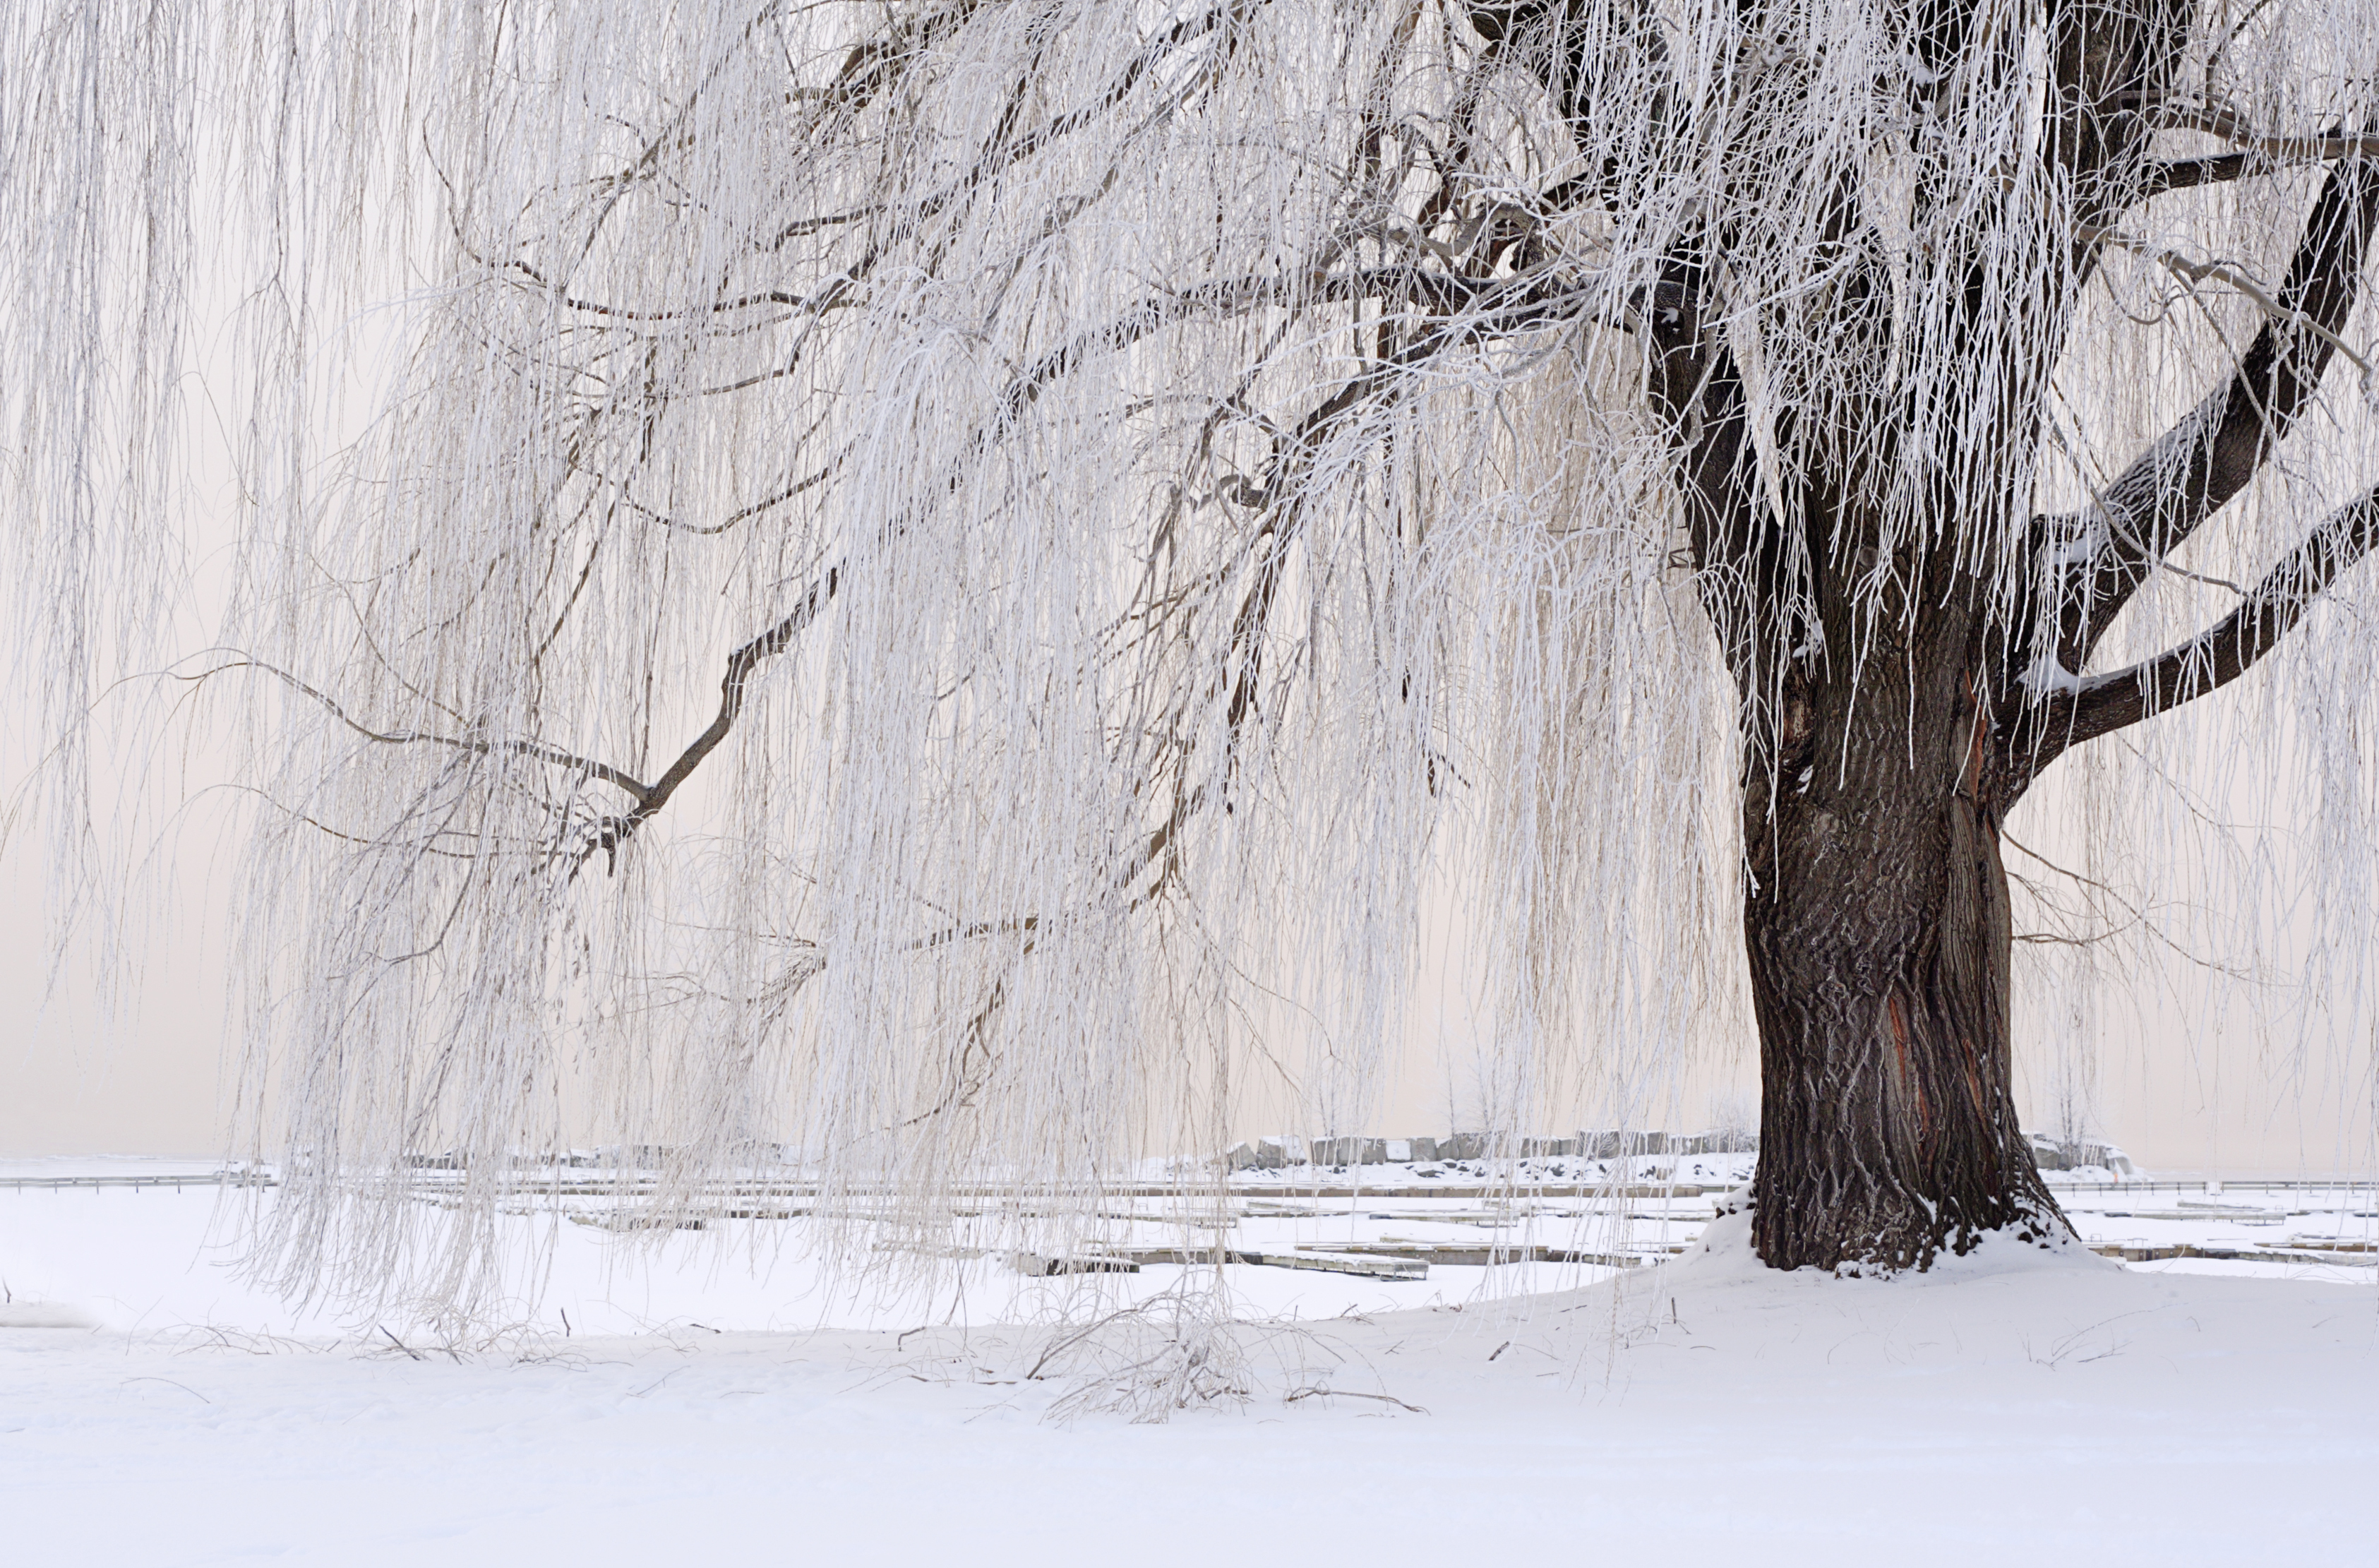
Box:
5 1158 2374 1566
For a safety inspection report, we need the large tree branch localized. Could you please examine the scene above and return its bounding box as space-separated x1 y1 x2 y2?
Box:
2038 484 2379 761
2042 155 2379 673
1644 256 1806 738
585 563 841 866
2139 152 2259 197
2159 104 2379 164
1645 261 1760 575
196 557 843 875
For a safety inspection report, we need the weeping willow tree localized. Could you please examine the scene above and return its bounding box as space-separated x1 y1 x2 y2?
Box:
7 0 2379 1298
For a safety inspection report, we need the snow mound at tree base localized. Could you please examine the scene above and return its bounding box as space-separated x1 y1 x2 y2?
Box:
1673 1206 2118 1282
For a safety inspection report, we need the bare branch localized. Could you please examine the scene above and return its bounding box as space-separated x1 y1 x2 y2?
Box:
595 455 841 537
498 258 815 322
2085 224 2378 381
2140 152 2260 197
582 563 840 866
767 0 1235 251
2159 103 2379 164
2051 484 2379 753
202 657 654 802
993 263 1593 433
2042 156 2379 672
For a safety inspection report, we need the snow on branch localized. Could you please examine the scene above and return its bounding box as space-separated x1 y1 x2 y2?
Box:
2042 155 2379 676
2054 483 2379 751
11 0 2379 1310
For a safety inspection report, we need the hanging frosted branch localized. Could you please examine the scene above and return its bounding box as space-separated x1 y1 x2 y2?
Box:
7 0 2379 1306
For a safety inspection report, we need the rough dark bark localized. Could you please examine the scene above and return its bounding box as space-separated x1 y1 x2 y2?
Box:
1636 225 2071 1270
1741 653 2061 1272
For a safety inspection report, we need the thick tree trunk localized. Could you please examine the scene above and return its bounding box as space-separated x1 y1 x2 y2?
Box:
1481 0 2249 1279
1743 657 2066 1272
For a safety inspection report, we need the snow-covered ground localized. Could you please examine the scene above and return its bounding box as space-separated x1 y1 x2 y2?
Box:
5 1158 2374 1565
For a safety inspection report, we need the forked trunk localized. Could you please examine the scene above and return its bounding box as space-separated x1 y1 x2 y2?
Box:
1743 667 2066 1272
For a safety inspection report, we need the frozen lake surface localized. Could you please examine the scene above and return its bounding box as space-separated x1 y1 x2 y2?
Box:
4 1159 2373 1565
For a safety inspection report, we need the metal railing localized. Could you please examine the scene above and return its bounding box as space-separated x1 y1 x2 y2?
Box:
3 1171 275 1192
